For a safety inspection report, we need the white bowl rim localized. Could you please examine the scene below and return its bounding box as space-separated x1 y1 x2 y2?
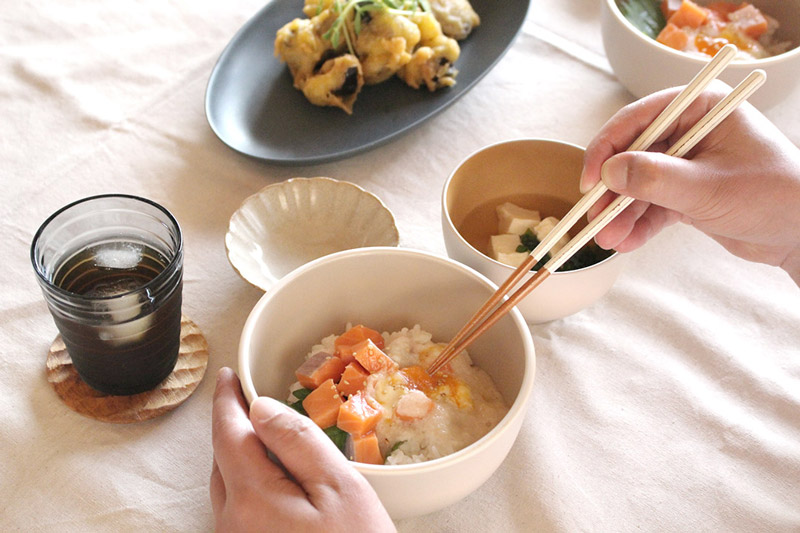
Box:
238 246 536 476
442 137 622 277
225 176 400 292
604 0 800 66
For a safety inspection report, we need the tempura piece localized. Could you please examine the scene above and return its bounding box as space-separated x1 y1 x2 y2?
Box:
275 16 334 88
301 55 364 114
355 10 421 84
398 12 460 91
428 0 480 40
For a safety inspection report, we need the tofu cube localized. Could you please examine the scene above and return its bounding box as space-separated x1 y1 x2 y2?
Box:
489 234 529 267
496 202 541 235
534 216 570 255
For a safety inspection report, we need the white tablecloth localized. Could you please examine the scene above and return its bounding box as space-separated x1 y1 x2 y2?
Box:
2 1 799 531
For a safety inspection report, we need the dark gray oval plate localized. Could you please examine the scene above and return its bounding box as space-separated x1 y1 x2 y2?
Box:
205 0 531 165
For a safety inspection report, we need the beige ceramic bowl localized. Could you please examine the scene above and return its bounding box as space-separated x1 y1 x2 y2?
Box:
601 0 800 110
226 177 399 291
238 247 536 519
442 139 626 324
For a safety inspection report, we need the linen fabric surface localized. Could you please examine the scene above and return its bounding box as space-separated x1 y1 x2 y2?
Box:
2 0 799 531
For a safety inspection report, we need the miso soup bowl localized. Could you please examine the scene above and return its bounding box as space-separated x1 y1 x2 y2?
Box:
238 247 536 519
601 0 800 110
442 138 626 324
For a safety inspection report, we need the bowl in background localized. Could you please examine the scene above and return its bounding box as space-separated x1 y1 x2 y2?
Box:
442 138 626 324
601 0 800 110
226 177 399 291
238 247 536 519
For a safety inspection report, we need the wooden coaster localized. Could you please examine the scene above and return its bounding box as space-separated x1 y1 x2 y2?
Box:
46 315 209 423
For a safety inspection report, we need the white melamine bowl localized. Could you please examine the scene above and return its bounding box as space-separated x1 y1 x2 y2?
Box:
238 247 536 519
601 0 800 110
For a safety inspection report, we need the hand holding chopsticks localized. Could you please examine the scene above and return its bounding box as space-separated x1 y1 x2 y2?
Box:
427 46 766 375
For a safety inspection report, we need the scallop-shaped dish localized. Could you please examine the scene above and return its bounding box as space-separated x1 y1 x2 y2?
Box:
226 177 400 291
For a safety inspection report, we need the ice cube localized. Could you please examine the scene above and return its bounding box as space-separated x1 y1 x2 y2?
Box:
94 242 143 270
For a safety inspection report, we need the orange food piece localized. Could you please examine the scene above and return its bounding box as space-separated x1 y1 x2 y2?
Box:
347 432 384 465
667 0 708 29
302 379 343 428
337 361 369 397
334 325 384 363
706 1 742 18
351 339 398 374
695 33 728 56
400 365 457 394
295 351 346 390
337 390 383 435
728 4 768 38
657 22 690 50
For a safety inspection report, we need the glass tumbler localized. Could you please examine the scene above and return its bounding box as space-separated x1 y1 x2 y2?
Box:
31 194 183 396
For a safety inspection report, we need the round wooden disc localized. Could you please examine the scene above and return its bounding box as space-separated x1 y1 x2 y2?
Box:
46 315 209 423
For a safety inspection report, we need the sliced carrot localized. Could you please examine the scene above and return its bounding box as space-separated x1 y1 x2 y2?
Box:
728 4 768 38
295 351 346 390
657 22 690 50
351 339 398 374
302 378 343 428
337 361 369 397
337 390 383 435
334 325 385 363
395 389 434 421
346 432 384 465
667 0 708 29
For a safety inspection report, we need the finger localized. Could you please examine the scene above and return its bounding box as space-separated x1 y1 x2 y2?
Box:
249 396 357 492
580 83 729 194
211 367 282 493
599 151 722 220
613 205 681 252
209 459 225 518
581 88 686 193
586 189 619 221
592 199 650 250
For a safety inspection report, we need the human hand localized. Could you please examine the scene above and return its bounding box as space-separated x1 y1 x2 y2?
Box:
210 367 395 533
580 83 800 285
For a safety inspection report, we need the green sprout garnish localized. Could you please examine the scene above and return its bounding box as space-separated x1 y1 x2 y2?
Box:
322 0 431 55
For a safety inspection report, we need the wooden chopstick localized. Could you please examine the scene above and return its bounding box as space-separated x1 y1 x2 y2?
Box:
427 44 737 375
427 66 765 376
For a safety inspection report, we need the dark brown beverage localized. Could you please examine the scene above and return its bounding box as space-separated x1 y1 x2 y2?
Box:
49 241 182 395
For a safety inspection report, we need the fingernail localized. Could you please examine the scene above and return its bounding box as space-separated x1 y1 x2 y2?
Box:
601 157 628 190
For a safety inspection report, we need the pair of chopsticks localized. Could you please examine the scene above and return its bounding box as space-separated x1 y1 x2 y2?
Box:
427 44 765 375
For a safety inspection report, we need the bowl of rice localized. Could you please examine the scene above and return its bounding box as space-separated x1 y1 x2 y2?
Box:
601 0 800 110
238 247 535 519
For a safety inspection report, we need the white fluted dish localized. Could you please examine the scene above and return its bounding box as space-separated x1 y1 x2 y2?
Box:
226 177 399 291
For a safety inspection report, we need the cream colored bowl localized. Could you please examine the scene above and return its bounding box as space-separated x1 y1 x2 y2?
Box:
226 177 399 291
442 139 626 324
238 247 536 519
601 0 800 110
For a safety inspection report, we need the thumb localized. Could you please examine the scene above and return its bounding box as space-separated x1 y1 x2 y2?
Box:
600 151 717 219
249 397 354 488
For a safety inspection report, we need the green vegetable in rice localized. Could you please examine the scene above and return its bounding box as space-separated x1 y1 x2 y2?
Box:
323 425 349 453
618 0 666 39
